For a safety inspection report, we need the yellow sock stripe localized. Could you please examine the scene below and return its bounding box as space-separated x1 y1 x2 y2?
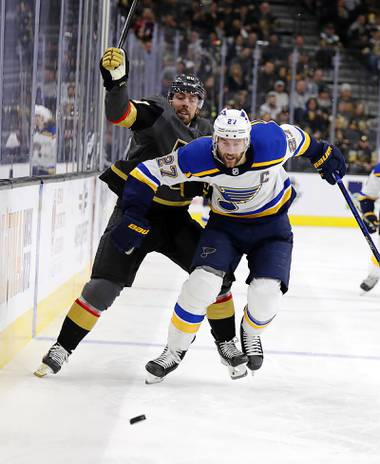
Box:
67 301 100 331
206 298 235 320
171 313 201 334
371 254 380 267
243 311 272 330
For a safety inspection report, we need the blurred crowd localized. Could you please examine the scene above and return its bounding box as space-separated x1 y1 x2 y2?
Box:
2 0 380 176
125 0 380 174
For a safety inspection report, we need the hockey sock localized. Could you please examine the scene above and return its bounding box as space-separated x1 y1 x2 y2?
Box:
57 298 101 352
206 292 235 342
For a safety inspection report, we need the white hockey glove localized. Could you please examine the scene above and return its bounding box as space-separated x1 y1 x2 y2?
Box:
100 47 129 91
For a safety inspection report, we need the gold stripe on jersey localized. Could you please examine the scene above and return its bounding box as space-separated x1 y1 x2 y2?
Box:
111 163 128 180
112 101 137 128
153 196 192 206
251 156 285 168
189 168 220 177
211 184 292 219
130 169 159 192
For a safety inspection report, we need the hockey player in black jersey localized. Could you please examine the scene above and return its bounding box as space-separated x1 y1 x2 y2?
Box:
34 47 247 379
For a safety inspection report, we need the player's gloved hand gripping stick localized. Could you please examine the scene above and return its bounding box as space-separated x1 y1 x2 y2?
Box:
99 0 139 90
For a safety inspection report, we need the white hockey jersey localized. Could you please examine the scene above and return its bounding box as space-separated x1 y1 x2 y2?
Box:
361 163 380 199
128 121 312 222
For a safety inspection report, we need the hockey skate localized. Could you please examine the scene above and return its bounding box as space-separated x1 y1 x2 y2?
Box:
215 338 248 380
145 345 186 384
34 343 70 377
240 322 264 374
360 274 379 292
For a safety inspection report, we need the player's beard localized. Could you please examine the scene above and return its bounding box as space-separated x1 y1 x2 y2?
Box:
220 151 246 168
176 108 194 125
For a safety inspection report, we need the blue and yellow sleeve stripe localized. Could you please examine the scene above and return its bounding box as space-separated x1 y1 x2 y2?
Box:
130 164 160 192
293 127 311 157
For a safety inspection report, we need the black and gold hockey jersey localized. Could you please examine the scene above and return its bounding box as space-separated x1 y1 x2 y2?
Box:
100 89 212 207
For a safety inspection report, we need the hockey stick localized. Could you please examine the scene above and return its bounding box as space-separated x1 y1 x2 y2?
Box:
117 0 140 48
333 173 380 264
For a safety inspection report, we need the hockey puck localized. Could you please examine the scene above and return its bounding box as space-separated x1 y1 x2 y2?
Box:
129 414 146 424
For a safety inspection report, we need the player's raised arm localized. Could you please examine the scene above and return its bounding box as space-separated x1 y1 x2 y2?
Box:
280 123 346 184
100 47 163 130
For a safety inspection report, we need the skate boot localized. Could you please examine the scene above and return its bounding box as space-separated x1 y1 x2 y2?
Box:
240 322 264 374
34 343 71 377
145 345 186 384
215 338 248 380
360 274 379 292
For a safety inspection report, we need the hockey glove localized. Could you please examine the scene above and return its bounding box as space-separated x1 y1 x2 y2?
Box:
111 213 150 255
100 47 129 91
311 143 346 185
363 212 379 234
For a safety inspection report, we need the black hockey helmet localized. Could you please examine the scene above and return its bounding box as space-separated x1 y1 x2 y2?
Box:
168 74 206 108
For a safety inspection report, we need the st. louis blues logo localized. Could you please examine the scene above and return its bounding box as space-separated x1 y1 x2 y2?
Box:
216 185 261 211
201 247 216 258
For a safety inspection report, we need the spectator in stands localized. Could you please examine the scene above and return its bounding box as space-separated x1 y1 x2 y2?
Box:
348 134 374 174
134 7 155 45
227 62 246 93
259 91 281 120
293 80 311 123
316 85 332 114
300 97 329 139
273 80 289 111
257 60 277 103
339 82 356 113
305 68 325 96
366 26 380 72
262 33 286 66
255 2 277 40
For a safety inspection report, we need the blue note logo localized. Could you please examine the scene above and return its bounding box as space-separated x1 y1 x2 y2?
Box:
201 247 216 258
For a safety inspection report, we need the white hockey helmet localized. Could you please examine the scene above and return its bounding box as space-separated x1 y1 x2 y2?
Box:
213 108 251 157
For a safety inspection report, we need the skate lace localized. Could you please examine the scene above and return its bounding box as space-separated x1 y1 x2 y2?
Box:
48 344 69 365
154 346 182 368
218 339 242 359
242 333 263 356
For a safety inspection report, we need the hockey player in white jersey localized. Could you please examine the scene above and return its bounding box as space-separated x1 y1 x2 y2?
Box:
358 163 380 292
110 108 346 383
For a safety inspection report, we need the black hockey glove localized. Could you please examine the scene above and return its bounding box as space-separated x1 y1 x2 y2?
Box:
111 213 150 255
363 212 379 234
100 47 129 91
311 143 346 185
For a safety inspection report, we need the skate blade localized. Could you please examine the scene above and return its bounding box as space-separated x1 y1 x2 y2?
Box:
145 372 164 385
33 363 54 378
220 357 248 380
228 364 248 380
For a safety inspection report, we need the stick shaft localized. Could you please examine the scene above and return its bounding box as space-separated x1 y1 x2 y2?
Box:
117 0 139 48
334 173 380 263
